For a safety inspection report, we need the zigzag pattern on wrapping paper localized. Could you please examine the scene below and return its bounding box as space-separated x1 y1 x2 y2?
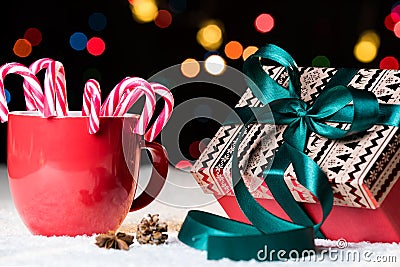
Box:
193 126 235 192
199 126 233 170
205 180 222 195
253 154 274 176
241 92 258 107
261 66 288 89
198 167 213 187
265 65 281 77
348 128 385 180
236 87 262 108
347 150 365 181
375 160 400 201
238 125 262 171
195 169 220 195
346 182 364 207
319 68 337 87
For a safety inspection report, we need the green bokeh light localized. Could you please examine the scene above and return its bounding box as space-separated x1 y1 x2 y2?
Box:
312 55 330 67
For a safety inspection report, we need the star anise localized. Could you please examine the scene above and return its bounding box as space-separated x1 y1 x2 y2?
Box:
95 230 134 250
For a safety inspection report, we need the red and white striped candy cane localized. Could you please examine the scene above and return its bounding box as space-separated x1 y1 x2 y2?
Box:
100 77 153 116
0 63 44 122
101 77 156 135
24 58 68 114
144 82 174 142
43 60 68 118
112 85 147 116
82 79 101 134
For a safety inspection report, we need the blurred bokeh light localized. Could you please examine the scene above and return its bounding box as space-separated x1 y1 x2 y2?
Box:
13 39 32 57
24 28 42 46
204 54 226 75
181 58 200 78
224 41 243 60
242 46 258 61
130 0 158 23
87 37 106 56
254 13 274 33
197 21 223 51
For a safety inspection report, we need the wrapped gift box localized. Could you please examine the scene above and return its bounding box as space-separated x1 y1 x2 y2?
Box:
191 65 400 242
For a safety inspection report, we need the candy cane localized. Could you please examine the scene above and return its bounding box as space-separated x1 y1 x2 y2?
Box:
43 60 68 117
100 77 153 116
112 86 147 116
0 63 43 122
82 79 101 134
101 77 156 135
25 58 68 118
144 82 174 142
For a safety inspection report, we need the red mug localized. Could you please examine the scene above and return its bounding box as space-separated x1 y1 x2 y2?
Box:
7 111 168 236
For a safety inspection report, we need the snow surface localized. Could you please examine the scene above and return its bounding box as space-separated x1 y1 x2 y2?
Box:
1 164 399 267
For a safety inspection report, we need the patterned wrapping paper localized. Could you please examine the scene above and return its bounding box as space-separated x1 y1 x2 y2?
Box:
191 66 400 209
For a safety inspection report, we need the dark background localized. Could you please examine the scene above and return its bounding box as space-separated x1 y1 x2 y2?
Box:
0 0 398 163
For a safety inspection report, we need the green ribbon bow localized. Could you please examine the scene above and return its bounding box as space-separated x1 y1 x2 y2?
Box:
178 44 400 261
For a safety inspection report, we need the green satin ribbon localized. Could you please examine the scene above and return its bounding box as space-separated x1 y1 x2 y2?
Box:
178 44 400 261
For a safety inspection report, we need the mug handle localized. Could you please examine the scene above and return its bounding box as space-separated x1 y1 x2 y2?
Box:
129 141 168 211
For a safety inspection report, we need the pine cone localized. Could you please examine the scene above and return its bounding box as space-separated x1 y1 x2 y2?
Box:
136 214 168 245
95 230 134 250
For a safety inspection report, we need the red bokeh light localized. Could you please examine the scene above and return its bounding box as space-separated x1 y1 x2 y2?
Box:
24 27 42 46
254 13 274 33
380 56 399 69
189 141 201 159
385 14 396 31
86 37 106 56
175 160 193 170
391 4 400 22
155 10 172 28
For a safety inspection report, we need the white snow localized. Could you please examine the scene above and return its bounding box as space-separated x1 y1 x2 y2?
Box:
1 164 399 267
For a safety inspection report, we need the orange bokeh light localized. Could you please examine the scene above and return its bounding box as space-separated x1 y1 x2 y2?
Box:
224 41 243 60
181 58 200 78
13 39 32 58
242 46 258 61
